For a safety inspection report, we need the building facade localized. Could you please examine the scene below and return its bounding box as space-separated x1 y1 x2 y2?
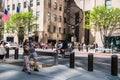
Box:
3 0 68 44
75 0 120 47
4 0 119 48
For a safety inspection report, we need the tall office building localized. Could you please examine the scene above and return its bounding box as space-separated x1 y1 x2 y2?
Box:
3 0 70 44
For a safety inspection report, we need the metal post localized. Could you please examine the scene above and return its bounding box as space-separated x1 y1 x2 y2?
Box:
111 55 118 76
5 47 9 58
88 53 93 71
70 52 75 68
54 52 58 65
14 48 19 59
86 45 88 52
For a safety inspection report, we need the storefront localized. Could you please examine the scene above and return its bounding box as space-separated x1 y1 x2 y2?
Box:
104 34 120 51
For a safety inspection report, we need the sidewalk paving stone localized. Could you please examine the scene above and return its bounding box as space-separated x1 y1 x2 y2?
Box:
0 63 120 80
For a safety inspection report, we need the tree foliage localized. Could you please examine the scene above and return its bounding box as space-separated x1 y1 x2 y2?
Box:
85 6 120 44
6 12 37 36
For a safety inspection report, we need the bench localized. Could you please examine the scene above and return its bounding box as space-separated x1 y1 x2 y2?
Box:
36 50 58 65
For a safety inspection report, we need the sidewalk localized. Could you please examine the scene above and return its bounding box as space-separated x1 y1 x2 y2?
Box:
1 48 120 80
0 62 120 80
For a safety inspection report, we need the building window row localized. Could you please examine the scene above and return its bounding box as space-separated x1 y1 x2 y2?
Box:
47 25 66 34
7 0 40 11
48 0 62 11
48 12 62 22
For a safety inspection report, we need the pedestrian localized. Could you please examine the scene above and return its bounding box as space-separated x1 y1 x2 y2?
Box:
0 41 7 61
29 35 39 72
22 39 31 74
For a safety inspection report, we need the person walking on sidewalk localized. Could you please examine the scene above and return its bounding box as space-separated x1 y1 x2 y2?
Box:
29 35 39 72
22 39 31 74
0 41 6 61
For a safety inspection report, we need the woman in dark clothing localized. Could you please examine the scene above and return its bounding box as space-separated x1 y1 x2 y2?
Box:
22 39 31 74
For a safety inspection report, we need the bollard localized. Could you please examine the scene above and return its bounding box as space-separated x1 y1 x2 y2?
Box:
86 46 88 52
88 53 93 71
5 47 9 58
78 46 80 51
54 52 58 65
70 52 75 68
14 48 19 59
111 55 118 76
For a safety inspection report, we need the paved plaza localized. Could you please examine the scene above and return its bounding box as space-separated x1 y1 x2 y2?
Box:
0 48 120 80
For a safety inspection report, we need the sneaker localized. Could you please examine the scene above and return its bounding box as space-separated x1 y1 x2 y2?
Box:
22 69 27 72
28 72 31 75
34 68 39 72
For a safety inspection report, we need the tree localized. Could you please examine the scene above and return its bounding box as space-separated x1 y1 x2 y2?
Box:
6 12 37 43
22 12 38 36
86 6 120 46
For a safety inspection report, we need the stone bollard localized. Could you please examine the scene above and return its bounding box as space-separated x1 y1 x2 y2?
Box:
14 48 19 59
111 55 118 76
5 47 9 58
88 53 93 71
70 52 75 68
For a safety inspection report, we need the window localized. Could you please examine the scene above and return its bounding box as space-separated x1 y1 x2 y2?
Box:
65 0 67 2
63 28 66 34
0 22 2 26
12 4 15 10
53 26 56 33
59 4 62 11
30 0 33 7
24 2 27 8
64 17 66 23
7 5 10 11
48 0 51 8
35 24 39 31
18 3 21 8
0 15 2 19
59 16 62 22
105 0 112 8
36 11 40 18
37 0 40 6
59 27 61 33
53 2 57 9
48 12 51 20
53 14 57 21
47 25 51 32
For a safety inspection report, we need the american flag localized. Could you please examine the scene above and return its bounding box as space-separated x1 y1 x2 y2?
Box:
2 9 10 22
